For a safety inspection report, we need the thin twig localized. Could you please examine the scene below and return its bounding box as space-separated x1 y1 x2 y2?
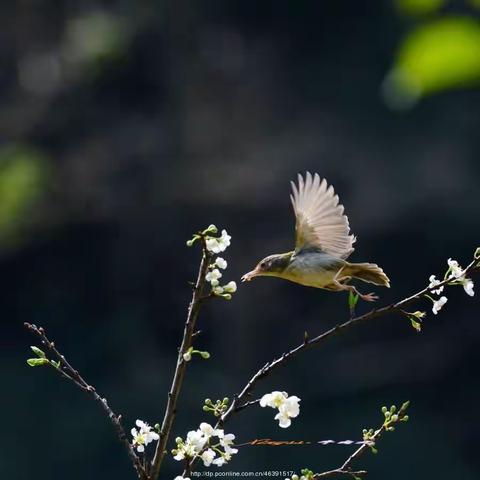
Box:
220 257 478 426
24 322 148 480
150 241 212 478
314 469 368 479
315 429 384 478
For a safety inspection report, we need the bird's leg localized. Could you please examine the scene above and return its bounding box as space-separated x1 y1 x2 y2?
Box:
332 268 378 302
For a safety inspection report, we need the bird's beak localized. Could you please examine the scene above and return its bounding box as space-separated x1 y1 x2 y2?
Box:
241 267 261 282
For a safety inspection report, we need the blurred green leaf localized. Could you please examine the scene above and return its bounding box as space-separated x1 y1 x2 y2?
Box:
64 11 128 67
383 16 480 109
0 146 48 241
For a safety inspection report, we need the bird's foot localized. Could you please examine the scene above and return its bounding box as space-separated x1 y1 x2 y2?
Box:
360 292 378 302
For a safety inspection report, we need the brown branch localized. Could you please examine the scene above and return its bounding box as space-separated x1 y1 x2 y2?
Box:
220 257 478 426
24 322 148 480
150 241 212 479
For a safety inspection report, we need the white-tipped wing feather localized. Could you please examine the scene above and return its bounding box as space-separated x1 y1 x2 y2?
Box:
290 172 356 259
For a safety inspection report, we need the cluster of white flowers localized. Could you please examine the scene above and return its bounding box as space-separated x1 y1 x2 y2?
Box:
206 229 231 254
447 258 475 296
260 391 301 428
130 419 159 453
428 257 474 315
172 422 238 467
286 475 307 480
204 228 237 298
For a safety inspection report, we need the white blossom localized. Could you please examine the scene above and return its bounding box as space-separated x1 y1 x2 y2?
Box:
447 258 464 279
260 391 289 409
213 285 224 295
186 429 207 452
201 448 216 467
428 275 444 295
215 257 228 269
212 450 233 466
432 296 448 315
212 456 227 467
275 396 301 428
462 278 475 297
206 238 221 254
175 476 190 480
223 281 237 293
199 422 218 439
206 269 222 284
260 391 301 428
183 350 192 362
205 229 231 254
173 423 237 466
219 433 238 455
173 442 196 460
131 419 159 453
220 229 231 248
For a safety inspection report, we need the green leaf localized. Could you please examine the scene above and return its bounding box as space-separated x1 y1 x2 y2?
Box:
410 318 422 332
27 358 49 367
30 346 46 358
348 290 359 310
383 17 480 109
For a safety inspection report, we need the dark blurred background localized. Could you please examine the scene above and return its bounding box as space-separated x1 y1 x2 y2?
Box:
2 0 480 478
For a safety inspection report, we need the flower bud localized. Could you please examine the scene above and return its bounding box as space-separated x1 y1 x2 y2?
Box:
200 351 210 359
203 224 218 235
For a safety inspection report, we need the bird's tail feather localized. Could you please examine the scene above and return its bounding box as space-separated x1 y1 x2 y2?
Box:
344 262 390 287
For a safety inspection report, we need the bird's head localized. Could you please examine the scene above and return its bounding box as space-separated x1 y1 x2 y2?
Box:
241 252 292 282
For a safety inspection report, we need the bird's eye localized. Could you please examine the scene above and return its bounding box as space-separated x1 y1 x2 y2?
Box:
260 261 267 268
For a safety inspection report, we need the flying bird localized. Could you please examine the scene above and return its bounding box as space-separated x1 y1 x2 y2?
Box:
241 172 390 301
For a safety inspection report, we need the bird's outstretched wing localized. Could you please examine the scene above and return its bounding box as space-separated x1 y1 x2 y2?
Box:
290 172 356 259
